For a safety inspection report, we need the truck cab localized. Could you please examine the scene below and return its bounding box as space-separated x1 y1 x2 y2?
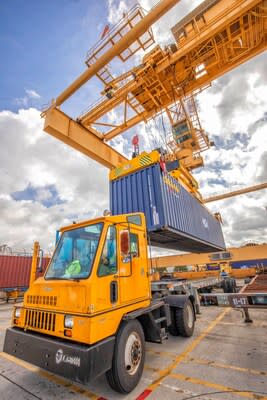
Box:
4 212 196 393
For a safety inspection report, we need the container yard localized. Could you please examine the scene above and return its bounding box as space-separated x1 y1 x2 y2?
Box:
1 300 267 399
1 0 267 399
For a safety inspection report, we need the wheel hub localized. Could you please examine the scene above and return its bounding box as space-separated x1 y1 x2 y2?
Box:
131 340 141 366
125 332 142 375
186 303 194 328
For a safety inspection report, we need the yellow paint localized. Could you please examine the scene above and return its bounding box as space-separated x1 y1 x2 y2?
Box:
170 372 267 400
0 352 99 399
54 0 267 176
109 148 202 199
43 108 127 170
152 244 267 268
109 150 160 181
49 0 179 107
146 348 175 359
145 308 230 392
151 243 267 280
185 356 267 377
11 212 151 346
217 320 267 328
162 175 180 193
29 242 40 286
203 182 267 203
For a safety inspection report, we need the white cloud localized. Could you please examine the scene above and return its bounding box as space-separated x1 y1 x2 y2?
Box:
139 0 203 46
25 89 41 99
1 1 267 257
107 0 129 25
0 108 109 253
14 89 42 108
106 0 202 47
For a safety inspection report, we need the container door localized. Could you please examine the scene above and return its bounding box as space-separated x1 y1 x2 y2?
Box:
118 227 150 305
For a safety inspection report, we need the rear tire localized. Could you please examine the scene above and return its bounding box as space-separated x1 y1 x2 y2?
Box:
222 279 228 293
106 319 145 393
168 307 179 336
229 278 237 293
222 278 236 293
169 300 195 337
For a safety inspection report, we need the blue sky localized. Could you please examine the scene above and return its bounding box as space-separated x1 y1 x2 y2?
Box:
11 183 65 208
0 0 110 114
0 0 266 253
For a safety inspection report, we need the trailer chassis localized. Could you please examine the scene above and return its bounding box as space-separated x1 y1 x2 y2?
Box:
200 273 267 322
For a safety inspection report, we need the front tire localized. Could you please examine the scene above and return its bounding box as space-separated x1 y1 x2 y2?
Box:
106 319 145 393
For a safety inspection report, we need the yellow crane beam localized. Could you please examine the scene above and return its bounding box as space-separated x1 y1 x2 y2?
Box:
49 0 180 108
79 0 267 140
203 183 267 203
44 108 127 169
42 0 267 171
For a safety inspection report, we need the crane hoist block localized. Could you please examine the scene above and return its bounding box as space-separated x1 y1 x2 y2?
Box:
110 163 225 253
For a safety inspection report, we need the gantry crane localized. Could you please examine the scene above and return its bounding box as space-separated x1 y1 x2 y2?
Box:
42 0 267 194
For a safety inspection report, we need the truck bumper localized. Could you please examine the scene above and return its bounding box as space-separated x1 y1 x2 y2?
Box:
4 328 115 384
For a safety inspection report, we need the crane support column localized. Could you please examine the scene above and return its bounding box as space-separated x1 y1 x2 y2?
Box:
44 108 128 169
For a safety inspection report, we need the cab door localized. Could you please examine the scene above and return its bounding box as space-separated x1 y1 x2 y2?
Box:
118 225 150 305
92 224 119 313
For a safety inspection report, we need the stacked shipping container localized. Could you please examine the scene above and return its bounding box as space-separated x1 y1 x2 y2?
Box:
0 255 50 290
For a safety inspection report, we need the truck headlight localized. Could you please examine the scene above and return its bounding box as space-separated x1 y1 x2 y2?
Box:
14 308 21 318
64 315 74 328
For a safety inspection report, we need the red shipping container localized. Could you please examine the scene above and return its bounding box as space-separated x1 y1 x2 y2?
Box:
0 255 50 290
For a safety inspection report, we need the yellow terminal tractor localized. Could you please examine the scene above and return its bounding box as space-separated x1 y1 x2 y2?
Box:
4 212 196 394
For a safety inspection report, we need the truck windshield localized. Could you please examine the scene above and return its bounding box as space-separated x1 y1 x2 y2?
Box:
45 223 103 280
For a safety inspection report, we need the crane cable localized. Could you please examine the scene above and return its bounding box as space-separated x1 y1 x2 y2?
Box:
144 121 156 151
160 111 169 151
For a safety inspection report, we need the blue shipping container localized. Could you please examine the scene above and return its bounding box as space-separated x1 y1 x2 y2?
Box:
110 163 226 252
231 259 267 269
206 264 220 270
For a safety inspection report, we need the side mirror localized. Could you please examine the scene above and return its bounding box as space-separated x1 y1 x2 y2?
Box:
120 230 130 255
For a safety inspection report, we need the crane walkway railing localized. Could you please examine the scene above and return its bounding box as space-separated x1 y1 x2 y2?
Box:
85 4 155 87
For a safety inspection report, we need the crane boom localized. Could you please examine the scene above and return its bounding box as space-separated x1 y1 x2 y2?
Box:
52 0 180 107
43 108 128 169
79 0 267 139
203 183 267 203
42 0 267 171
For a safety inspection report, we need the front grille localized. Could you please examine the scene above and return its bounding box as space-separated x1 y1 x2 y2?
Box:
25 309 56 331
27 295 57 307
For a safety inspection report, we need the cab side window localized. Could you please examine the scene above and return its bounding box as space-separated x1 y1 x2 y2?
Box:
130 233 139 258
98 226 117 276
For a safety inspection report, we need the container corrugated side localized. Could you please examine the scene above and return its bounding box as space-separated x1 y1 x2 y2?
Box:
110 163 225 252
0 255 50 290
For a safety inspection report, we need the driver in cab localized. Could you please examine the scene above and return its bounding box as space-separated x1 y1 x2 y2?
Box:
64 245 81 277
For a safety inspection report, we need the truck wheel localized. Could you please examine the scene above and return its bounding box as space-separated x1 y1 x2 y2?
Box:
229 278 237 293
168 308 179 336
222 278 236 293
169 300 195 337
221 279 228 293
106 319 145 393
